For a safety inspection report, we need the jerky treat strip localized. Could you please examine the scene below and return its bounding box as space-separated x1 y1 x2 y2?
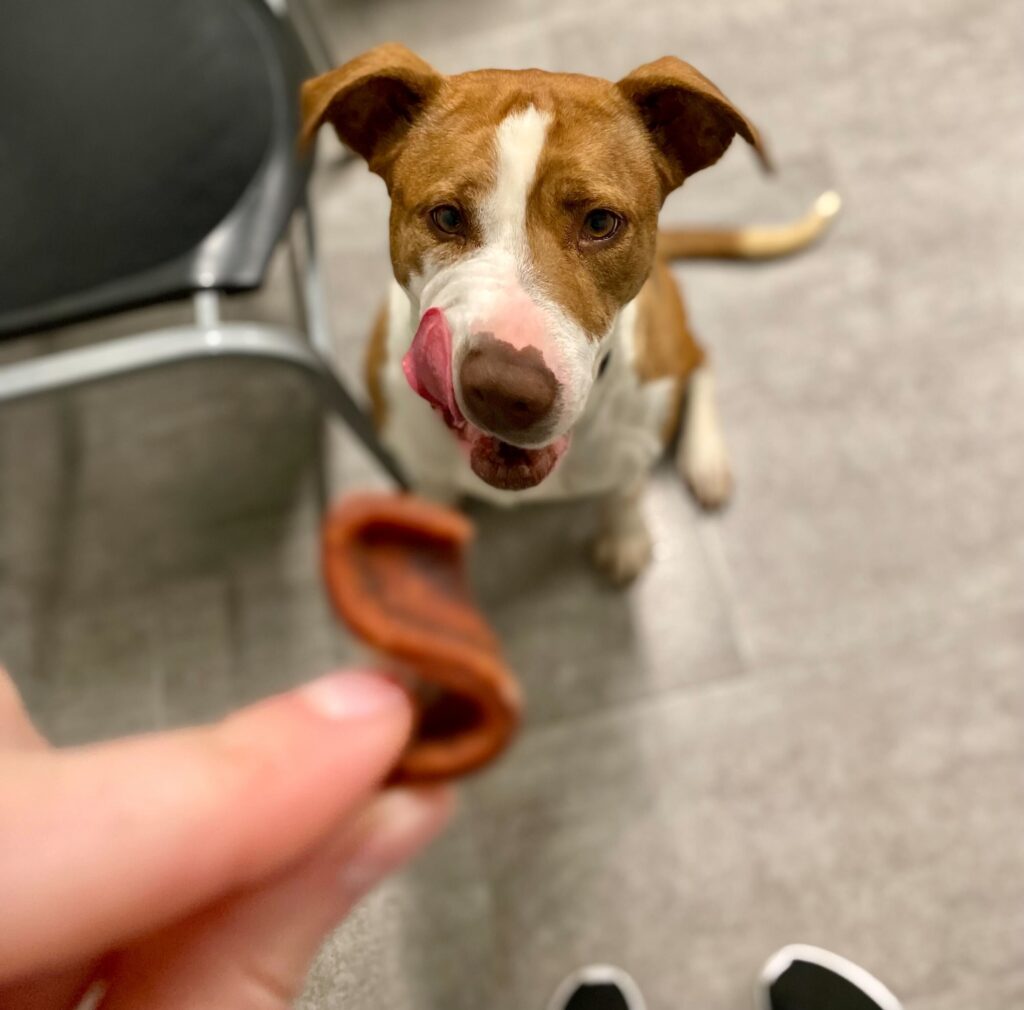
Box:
322 494 522 783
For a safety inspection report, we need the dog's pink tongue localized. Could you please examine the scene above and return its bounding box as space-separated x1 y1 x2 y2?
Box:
402 308 463 426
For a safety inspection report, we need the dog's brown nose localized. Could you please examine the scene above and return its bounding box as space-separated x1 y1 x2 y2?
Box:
459 333 559 437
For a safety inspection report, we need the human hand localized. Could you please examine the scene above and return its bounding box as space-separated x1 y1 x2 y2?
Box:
0 666 453 1009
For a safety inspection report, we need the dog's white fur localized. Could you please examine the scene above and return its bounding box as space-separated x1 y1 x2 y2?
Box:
483 107 550 252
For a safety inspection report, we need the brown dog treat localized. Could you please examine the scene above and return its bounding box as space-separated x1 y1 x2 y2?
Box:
322 493 521 782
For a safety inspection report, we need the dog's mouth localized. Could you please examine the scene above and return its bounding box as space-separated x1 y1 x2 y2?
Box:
464 429 570 491
402 308 569 491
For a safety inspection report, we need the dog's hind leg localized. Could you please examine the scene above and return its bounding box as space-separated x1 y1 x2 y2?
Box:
593 479 653 585
678 363 733 510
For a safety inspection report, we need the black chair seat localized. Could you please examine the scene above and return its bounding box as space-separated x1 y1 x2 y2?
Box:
0 0 311 338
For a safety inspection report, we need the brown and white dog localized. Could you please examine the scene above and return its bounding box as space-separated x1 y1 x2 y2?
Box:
302 45 837 583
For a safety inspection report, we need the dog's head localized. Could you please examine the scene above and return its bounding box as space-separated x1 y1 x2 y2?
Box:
302 45 765 490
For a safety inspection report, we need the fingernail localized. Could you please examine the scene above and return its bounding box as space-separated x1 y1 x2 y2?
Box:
299 671 409 721
338 788 454 901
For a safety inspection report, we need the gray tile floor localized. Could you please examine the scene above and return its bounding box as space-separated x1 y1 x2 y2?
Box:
2 1 1023 1008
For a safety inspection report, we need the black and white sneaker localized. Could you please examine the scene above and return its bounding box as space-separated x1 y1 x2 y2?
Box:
546 965 647 1010
759 944 903 1010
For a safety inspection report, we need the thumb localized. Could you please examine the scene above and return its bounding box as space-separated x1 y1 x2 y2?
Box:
97 786 454 1010
0 671 413 979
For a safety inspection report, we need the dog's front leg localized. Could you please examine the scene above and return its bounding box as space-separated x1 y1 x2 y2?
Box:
593 479 653 585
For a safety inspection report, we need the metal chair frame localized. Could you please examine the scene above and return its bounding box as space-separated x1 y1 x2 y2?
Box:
0 1 405 488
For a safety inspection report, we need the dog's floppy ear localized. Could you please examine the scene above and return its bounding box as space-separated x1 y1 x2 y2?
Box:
300 43 443 173
616 56 771 194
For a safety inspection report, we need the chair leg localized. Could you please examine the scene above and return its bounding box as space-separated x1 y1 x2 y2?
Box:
290 201 334 362
193 291 221 329
285 219 332 511
287 199 411 498
283 0 336 75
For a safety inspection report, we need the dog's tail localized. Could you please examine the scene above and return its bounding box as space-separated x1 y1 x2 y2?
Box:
657 190 841 261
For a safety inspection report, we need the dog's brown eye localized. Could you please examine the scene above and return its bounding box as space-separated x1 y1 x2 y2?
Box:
430 204 464 236
583 209 621 241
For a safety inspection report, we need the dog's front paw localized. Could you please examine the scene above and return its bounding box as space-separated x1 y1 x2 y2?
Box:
593 524 653 586
680 426 733 510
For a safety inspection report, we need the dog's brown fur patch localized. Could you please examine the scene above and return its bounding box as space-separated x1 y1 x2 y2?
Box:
633 258 705 384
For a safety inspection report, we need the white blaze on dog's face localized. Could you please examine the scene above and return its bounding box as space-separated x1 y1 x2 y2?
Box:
302 46 765 490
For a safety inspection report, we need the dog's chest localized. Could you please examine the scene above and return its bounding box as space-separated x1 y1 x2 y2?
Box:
378 284 675 505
